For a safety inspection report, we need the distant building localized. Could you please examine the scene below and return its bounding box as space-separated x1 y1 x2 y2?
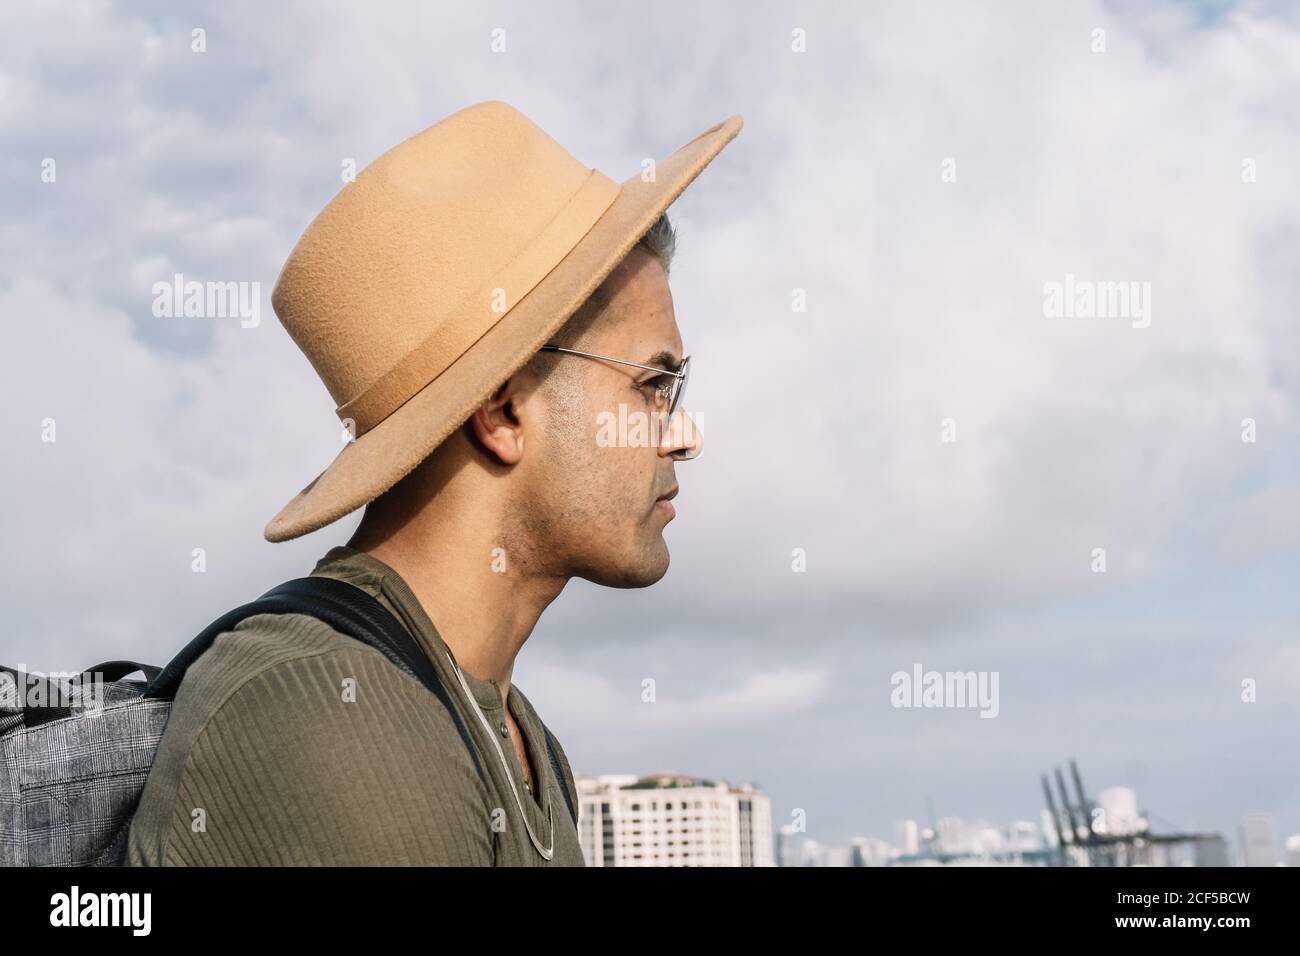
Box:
1192 835 1230 868
1239 814 1278 867
575 772 773 866
1285 833 1300 868
937 817 969 854
823 846 855 867
1006 820 1040 853
850 836 893 867
776 823 802 867
891 816 1050 866
796 837 828 867
894 819 920 856
1098 787 1144 836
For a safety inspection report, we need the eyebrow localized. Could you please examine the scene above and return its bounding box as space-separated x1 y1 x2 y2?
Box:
641 350 681 373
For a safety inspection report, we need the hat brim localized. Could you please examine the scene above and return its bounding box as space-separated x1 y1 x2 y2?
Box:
264 113 743 542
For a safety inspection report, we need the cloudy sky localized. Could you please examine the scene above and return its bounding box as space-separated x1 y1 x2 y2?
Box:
3 0 1298 856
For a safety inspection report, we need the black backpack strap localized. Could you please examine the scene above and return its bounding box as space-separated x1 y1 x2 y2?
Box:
144 576 488 791
83 660 163 684
3 660 164 728
542 724 579 827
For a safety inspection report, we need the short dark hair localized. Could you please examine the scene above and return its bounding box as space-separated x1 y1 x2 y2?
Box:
638 212 676 275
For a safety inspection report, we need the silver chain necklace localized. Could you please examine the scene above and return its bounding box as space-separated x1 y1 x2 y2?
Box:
444 650 554 860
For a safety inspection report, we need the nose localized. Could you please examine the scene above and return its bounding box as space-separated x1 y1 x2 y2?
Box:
660 408 703 461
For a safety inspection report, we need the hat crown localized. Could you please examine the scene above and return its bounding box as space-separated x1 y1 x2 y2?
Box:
271 100 597 408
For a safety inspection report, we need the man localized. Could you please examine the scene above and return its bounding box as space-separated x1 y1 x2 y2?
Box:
126 100 741 865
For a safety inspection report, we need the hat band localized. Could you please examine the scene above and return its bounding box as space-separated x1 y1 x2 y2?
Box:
336 169 622 437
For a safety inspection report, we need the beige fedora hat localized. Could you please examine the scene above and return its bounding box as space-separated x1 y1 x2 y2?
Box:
264 100 743 542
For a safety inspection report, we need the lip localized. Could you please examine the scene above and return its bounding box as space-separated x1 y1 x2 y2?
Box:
655 486 678 518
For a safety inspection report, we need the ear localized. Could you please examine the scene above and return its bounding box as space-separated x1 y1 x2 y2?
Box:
467 375 526 466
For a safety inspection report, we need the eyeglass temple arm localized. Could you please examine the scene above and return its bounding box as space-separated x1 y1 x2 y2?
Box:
538 345 685 378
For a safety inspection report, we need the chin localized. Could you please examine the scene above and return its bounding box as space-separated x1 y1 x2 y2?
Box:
583 540 670 589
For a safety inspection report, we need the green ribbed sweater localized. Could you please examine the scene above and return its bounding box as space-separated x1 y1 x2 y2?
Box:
126 546 585 866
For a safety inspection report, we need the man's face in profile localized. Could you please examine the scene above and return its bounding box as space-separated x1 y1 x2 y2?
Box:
517 245 704 589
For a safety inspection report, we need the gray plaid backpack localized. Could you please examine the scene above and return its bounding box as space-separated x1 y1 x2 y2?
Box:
1 576 577 866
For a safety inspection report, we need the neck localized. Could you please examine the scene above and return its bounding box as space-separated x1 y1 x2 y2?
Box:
346 457 566 708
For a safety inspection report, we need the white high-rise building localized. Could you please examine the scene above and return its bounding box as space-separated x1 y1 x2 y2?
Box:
1239 814 1278 867
576 772 774 867
1098 787 1144 836
937 816 970 854
894 819 920 856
